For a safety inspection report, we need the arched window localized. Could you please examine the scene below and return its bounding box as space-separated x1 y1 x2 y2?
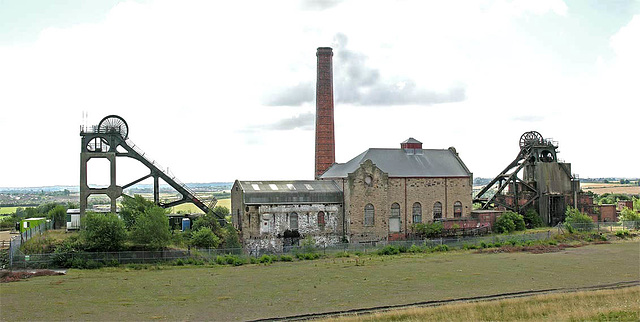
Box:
290 212 298 230
317 211 325 229
389 203 401 233
364 204 375 226
413 202 422 223
454 201 462 218
390 203 400 218
433 202 442 219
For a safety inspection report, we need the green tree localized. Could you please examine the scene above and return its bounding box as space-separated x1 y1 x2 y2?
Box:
120 195 156 229
564 207 594 231
523 208 544 228
130 206 171 250
494 211 525 234
47 205 67 229
618 207 640 229
222 224 242 249
81 213 126 251
192 211 223 236
190 227 220 248
37 202 59 215
633 197 640 212
213 205 230 216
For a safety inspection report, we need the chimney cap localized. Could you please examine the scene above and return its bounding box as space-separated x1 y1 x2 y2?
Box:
317 47 333 55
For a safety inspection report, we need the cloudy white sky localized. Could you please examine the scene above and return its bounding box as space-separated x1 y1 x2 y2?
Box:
0 0 638 188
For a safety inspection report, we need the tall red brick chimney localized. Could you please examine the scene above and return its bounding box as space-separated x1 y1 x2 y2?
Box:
315 47 335 179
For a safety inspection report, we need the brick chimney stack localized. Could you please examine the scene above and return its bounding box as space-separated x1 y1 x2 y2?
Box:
315 47 335 179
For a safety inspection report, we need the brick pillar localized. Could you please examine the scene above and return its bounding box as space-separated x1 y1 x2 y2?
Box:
315 47 335 179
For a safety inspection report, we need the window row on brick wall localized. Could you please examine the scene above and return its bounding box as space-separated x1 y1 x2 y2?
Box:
363 200 464 226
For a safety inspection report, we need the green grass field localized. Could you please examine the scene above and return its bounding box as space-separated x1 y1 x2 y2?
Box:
169 198 230 214
0 207 19 215
1 241 638 321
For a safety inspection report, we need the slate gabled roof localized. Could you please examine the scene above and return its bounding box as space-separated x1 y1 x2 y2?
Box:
320 148 471 179
236 180 343 205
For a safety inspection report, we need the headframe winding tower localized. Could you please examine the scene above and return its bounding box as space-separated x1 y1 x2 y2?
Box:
474 131 580 225
79 115 220 219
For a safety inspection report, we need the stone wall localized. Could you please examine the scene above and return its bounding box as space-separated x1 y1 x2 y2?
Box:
338 159 473 243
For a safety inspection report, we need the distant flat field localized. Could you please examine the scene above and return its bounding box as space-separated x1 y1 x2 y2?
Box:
581 183 640 195
169 198 230 214
0 207 18 215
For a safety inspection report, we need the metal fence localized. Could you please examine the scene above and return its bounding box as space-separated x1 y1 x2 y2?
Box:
560 221 640 232
8 220 54 267
9 220 639 269
8 229 557 269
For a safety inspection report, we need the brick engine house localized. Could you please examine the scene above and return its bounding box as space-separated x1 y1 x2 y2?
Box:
231 47 474 251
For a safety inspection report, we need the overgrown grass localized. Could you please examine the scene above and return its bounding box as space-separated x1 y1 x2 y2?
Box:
0 207 19 215
1 242 638 321
332 286 640 322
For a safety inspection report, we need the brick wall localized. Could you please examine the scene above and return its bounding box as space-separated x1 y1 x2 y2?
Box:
599 204 617 222
340 159 472 243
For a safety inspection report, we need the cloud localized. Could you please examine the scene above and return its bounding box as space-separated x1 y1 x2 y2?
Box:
511 115 545 122
299 0 344 10
264 112 315 130
333 33 466 105
264 33 466 107
262 82 314 106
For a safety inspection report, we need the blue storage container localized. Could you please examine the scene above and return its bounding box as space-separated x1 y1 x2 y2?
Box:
182 218 191 231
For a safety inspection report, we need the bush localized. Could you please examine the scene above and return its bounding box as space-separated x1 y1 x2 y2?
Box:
494 211 526 234
20 235 59 254
215 254 247 266
129 206 171 250
412 222 444 238
51 235 84 268
618 207 640 229
279 255 293 262
192 212 223 236
431 244 449 252
296 252 320 260
300 235 316 253
47 205 67 229
377 245 400 255
615 230 631 238
190 227 221 248
523 208 544 228
408 244 423 253
81 213 126 252
565 207 594 232
258 254 277 264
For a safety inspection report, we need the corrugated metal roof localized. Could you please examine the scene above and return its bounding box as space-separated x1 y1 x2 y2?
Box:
237 180 343 205
320 148 471 179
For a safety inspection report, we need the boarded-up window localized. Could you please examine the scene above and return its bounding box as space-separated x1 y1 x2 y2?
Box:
290 212 298 230
318 211 325 229
454 201 462 218
364 204 375 226
390 203 401 233
413 202 422 223
433 202 442 219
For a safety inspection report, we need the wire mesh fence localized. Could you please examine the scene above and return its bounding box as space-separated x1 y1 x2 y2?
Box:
560 221 640 233
8 229 558 269
8 220 54 267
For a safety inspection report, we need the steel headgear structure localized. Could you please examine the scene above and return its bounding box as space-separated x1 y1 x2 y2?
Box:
474 131 580 226
79 115 220 220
